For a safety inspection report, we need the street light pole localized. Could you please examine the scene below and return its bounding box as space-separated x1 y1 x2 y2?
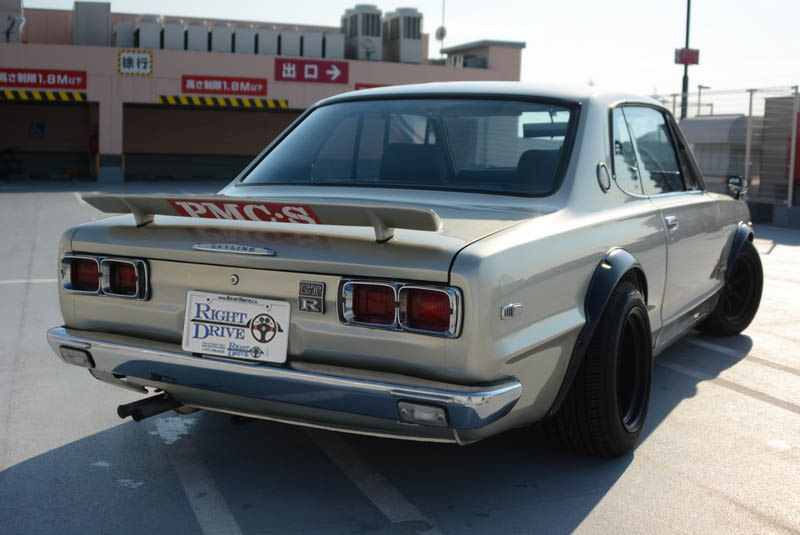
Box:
680 0 691 119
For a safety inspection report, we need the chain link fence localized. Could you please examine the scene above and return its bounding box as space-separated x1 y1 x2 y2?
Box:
652 86 800 207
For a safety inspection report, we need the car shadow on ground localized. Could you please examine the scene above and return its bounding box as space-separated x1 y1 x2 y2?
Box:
0 334 754 535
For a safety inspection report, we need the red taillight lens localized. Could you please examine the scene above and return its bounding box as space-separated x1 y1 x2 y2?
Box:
108 262 138 296
401 289 451 332
70 259 99 292
352 284 396 324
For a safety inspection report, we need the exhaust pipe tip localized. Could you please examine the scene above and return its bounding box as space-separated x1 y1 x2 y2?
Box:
117 393 182 422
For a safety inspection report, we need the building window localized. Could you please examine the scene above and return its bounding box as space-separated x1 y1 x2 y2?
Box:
349 14 358 37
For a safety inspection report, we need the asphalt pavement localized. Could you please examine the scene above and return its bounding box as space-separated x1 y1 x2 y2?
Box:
0 181 798 534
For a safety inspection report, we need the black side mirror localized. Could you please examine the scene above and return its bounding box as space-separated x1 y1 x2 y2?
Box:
727 176 748 199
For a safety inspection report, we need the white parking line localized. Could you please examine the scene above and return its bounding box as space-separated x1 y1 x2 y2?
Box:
685 337 800 377
685 338 745 358
307 429 443 533
0 278 57 285
152 416 244 535
657 361 800 416
73 191 87 205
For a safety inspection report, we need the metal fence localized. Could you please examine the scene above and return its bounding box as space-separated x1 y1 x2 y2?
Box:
652 86 799 206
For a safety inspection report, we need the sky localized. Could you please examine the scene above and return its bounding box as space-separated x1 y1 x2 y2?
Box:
22 0 800 96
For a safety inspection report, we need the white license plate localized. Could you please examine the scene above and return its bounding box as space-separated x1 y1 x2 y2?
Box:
182 291 290 363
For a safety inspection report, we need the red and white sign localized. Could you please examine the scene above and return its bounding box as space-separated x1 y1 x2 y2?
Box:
182 75 268 96
168 199 321 225
674 48 700 66
274 58 348 84
0 68 87 89
355 83 388 90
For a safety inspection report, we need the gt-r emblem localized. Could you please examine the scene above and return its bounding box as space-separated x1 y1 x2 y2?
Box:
299 281 325 314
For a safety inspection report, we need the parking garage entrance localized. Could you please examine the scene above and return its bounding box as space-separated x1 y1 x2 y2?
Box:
122 104 300 181
0 94 97 180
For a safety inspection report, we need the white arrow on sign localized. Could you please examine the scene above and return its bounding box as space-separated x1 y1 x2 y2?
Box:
326 64 341 81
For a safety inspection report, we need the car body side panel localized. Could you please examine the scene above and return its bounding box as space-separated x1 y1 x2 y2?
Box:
652 192 751 353
650 191 727 343
448 199 666 425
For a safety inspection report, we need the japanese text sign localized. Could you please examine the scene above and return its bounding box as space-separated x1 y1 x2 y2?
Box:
182 75 268 96
674 48 700 66
0 68 86 89
274 58 348 84
118 50 153 76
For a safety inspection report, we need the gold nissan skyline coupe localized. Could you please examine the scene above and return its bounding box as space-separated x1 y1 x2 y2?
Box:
48 82 762 457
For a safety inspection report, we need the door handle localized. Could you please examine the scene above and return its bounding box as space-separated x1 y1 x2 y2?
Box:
664 215 679 232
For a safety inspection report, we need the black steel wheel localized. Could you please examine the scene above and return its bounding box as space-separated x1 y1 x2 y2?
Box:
698 240 763 336
549 281 653 458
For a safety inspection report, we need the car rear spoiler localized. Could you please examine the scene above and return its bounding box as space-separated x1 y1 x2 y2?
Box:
81 193 442 242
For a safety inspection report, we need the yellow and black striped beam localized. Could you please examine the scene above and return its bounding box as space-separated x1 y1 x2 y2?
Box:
0 89 87 102
158 95 288 109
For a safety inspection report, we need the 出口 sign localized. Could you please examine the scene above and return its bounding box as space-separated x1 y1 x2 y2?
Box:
274 58 348 84
118 50 153 76
182 75 267 96
0 68 86 89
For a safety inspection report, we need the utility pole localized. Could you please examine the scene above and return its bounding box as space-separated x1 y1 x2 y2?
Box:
744 89 757 182
680 0 691 119
697 84 709 115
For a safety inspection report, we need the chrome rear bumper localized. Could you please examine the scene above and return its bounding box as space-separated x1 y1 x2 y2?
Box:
47 327 522 443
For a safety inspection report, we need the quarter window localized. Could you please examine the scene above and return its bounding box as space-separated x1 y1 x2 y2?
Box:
611 107 643 195
622 107 686 195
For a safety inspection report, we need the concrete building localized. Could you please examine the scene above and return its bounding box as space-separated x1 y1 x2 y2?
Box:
0 1 525 182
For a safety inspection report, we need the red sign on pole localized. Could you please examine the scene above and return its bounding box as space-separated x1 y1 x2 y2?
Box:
181 75 267 96
0 68 87 89
674 48 700 65
274 58 349 84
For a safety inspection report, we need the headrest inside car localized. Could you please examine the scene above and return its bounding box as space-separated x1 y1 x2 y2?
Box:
516 149 562 193
379 143 447 185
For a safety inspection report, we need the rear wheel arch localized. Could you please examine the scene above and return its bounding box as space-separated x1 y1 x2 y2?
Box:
726 222 754 281
546 248 648 418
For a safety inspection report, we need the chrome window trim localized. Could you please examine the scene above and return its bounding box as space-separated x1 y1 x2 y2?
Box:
61 254 150 300
608 102 708 200
100 258 149 300
339 279 462 338
398 285 462 338
61 255 101 295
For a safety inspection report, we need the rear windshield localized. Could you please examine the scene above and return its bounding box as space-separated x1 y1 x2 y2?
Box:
242 98 577 196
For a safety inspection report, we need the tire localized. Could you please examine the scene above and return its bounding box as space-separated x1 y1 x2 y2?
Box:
697 239 763 337
548 281 653 458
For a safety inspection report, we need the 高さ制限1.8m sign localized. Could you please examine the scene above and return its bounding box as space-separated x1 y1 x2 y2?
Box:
182 75 267 96
0 68 87 89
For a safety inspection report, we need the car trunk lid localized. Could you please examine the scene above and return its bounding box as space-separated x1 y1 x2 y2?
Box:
72 192 541 282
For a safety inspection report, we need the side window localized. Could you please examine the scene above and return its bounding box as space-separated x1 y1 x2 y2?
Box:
622 107 686 195
356 113 386 180
310 116 357 180
388 114 435 145
611 107 643 195
666 115 702 190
